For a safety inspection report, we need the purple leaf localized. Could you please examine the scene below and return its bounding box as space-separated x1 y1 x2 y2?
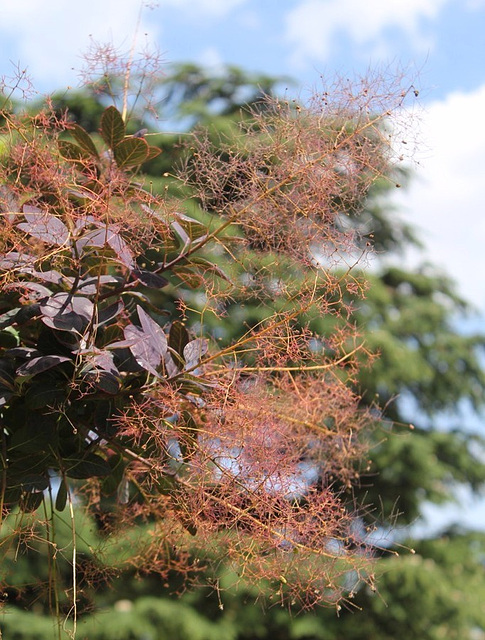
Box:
124 325 160 377
16 355 71 377
33 270 70 285
18 206 69 245
91 351 119 375
132 269 168 289
76 226 134 268
0 252 33 270
40 294 94 333
5 347 42 359
96 300 124 326
5 281 52 301
137 306 168 354
77 275 122 294
123 306 167 376
82 355 120 394
85 370 120 394
183 338 209 371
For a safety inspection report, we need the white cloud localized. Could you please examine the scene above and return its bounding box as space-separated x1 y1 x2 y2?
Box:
197 46 225 70
0 1 160 90
284 0 449 68
394 84 485 309
162 0 248 17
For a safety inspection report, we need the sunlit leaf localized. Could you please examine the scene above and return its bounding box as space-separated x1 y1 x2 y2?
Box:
100 106 125 149
40 293 94 332
58 140 90 162
0 308 20 329
183 339 209 373
71 123 100 158
146 145 162 160
124 306 168 376
188 256 233 283
114 137 149 168
18 206 69 245
77 226 134 268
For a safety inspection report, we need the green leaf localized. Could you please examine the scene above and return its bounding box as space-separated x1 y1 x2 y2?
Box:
114 138 149 168
64 453 111 479
168 321 190 359
188 257 233 283
0 329 18 349
84 370 120 395
71 124 100 158
20 491 44 512
58 140 90 162
55 478 68 511
0 308 20 330
146 145 162 160
17 474 49 492
100 106 125 149
101 454 126 496
24 382 65 410
172 266 204 288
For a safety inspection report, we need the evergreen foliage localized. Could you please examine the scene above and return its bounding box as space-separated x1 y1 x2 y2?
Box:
1 62 484 639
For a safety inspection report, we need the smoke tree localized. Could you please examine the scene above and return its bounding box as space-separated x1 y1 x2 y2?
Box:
0 61 415 631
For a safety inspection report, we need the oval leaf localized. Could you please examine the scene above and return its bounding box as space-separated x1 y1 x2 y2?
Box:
58 140 90 162
64 453 111 479
122 307 167 375
55 479 68 511
169 321 190 359
71 124 100 158
77 226 134 268
84 370 120 395
25 382 65 409
132 269 168 289
18 208 69 246
114 138 149 168
100 106 125 149
16 355 71 377
183 338 209 371
40 294 94 333
137 306 168 357
146 145 162 161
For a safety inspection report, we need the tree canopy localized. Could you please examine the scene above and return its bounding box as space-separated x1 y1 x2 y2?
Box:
1 61 484 639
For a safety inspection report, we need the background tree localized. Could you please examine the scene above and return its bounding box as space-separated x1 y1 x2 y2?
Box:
1 62 485 639
0 59 408 637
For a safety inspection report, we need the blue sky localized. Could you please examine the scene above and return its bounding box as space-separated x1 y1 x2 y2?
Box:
1 0 484 530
